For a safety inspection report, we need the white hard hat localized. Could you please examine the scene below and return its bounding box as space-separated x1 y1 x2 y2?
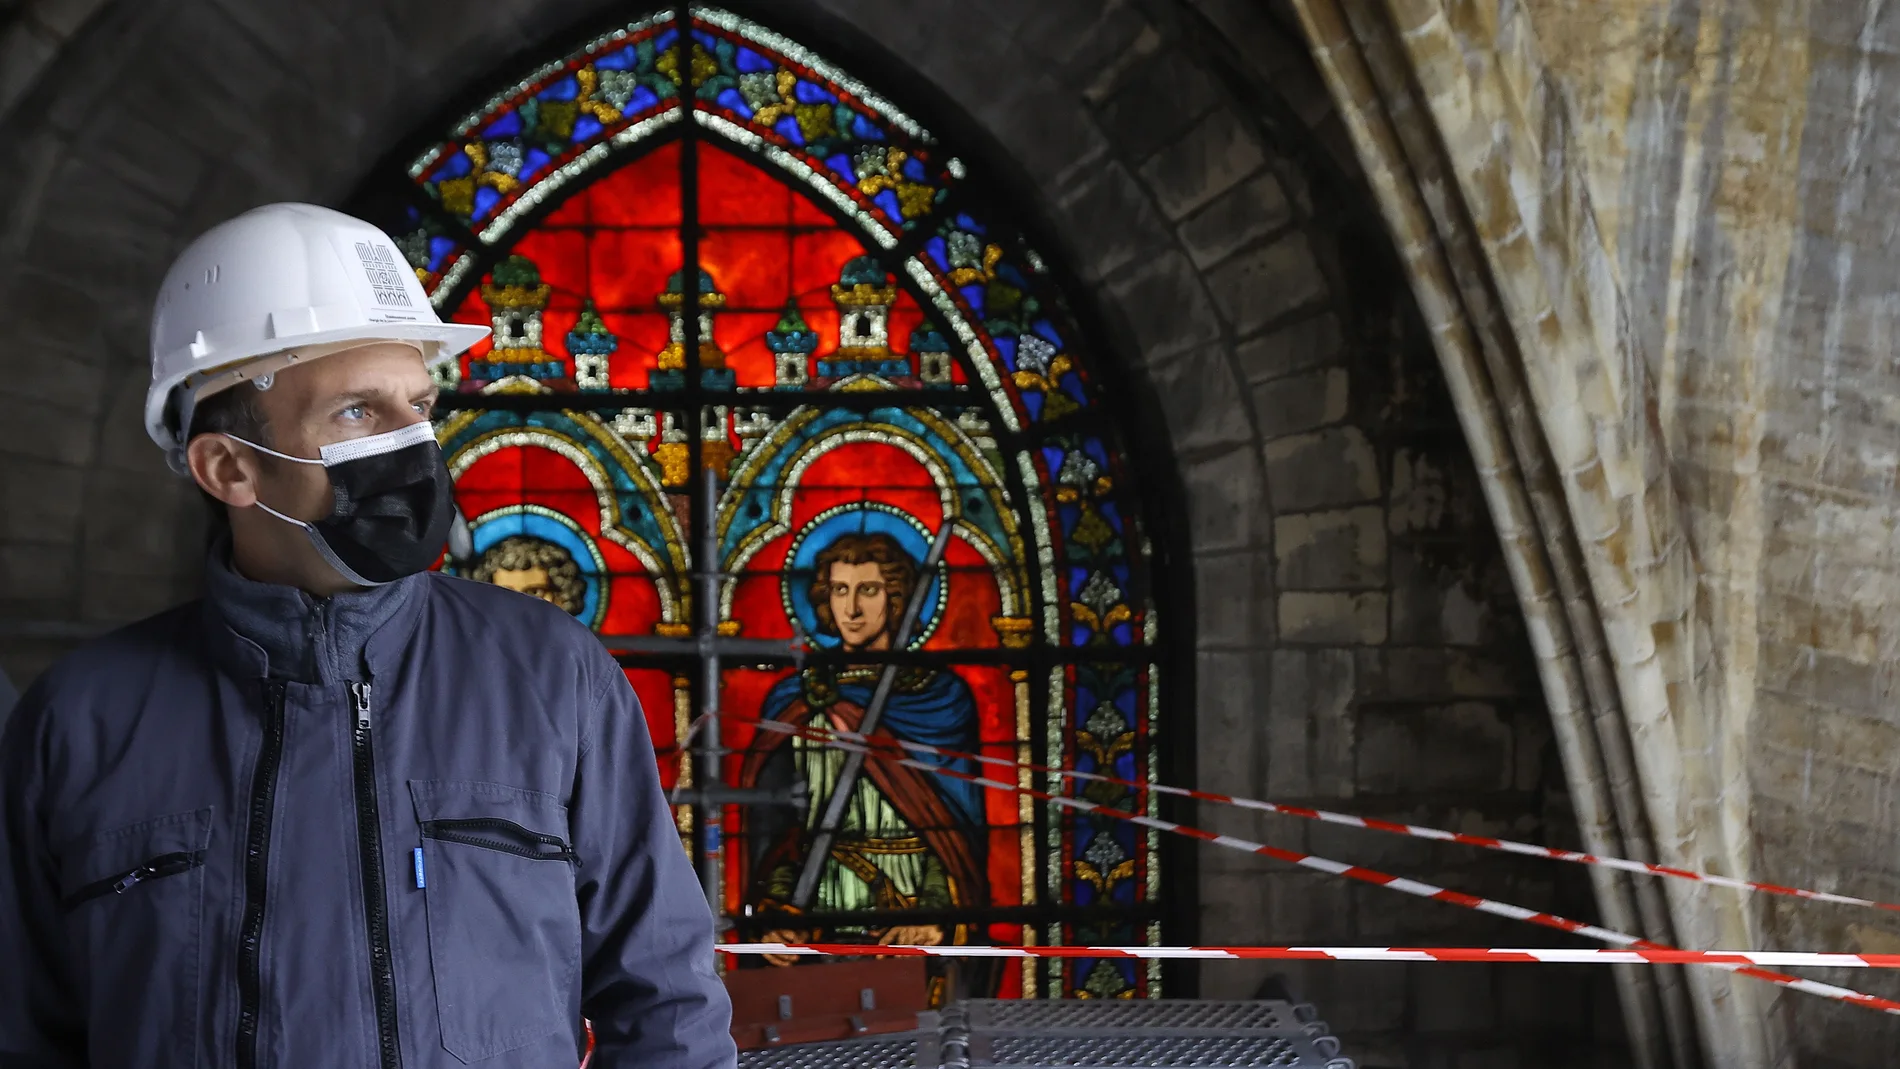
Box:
146 202 489 466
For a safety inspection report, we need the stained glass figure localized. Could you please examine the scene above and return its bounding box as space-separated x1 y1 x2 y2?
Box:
363 5 1168 1000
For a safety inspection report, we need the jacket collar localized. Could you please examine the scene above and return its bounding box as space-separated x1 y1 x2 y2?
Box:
201 536 426 683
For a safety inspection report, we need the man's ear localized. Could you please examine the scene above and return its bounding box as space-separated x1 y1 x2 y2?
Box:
186 433 262 509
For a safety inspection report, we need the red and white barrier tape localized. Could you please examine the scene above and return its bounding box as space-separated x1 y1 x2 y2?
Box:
736 722 1900 1015
722 942 1900 971
737 716 1900 914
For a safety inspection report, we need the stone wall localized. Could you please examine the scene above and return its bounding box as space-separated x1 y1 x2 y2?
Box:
0 0 1622 1064
1292 1 1900 1065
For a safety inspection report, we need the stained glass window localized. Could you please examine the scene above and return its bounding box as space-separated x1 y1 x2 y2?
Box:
358 6 1166 1000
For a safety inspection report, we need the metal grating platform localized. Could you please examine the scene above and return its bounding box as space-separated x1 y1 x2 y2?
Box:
985 1033 1307 1067
736 999 1353 1069
737 1034 925 1069
961 1000 1308 1033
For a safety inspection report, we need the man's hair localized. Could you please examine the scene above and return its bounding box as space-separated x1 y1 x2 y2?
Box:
187 385 272 539
472 536 586 615
808 532 917 639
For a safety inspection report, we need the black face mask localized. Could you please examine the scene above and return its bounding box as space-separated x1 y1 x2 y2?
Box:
231 421 454 587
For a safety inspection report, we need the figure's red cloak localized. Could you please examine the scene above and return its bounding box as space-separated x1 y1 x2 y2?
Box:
736 695 985 912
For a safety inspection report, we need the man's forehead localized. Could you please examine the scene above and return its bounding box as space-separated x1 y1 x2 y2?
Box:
278 344 432 394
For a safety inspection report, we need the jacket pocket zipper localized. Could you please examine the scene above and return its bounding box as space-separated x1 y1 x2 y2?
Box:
61 850 205 911
421 817 579 865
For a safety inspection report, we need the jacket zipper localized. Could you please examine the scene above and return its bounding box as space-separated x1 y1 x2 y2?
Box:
351 681 403 1069
420 818 580 864
236 681 287 1069
60 850 205 911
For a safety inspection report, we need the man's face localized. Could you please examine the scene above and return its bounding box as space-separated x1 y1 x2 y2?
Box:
826 560 891 650
188 342 439 593
243 342 440 521
490 566 560 606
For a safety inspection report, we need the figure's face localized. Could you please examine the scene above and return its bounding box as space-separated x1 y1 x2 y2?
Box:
490 566 560 606
826 560 891 650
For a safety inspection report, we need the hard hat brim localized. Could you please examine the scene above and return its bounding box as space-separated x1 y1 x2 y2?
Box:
145 320 492 454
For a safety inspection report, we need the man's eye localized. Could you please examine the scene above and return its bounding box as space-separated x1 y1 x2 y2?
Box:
340 404 367 421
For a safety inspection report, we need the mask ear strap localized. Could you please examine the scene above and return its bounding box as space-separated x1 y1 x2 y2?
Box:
252 499 315 531
223 434 324 466
224 433 322 531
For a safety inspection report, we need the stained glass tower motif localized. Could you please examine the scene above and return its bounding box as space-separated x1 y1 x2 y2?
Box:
363 6 1168 1000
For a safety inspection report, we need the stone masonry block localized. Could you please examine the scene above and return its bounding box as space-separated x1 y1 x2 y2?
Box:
1390 542 1495 647
0 25 58 116
0 266 105 336
1181 445 1262 553
1102 250 1223 362
202 0 352 75
1205 231 1326 336
0 541 78 605
21 181 174 301
1356 702 1513 795
7 290 108 368
1196 959 1274 1002
1193 547 1271 649
1306 804 1440 871
1018 0 1155 97
1496 967 1593 1037
1261 427 1379 512
81 466 192 572
0 458 86 543
1178 173 1294 270
1410 961 1498 1034
0 397 99 467
1052 160 1175 283
1234 311 1344 384
1263 870 1353 943
1136 107 1265 220
1277 591 1386 645
1094 48 1221 162
1195 649 1264 793
83 108 209 210
1270 962 1408 1034
1254 367 1349 438
1355 647 1528 703
1268 648 1354 797
1273 506 1386 590
976 78 1111 193
93 376 175 477
79 567 184 624
1146 343 1253 455
1390 445 1484 536
1198 872 1270 937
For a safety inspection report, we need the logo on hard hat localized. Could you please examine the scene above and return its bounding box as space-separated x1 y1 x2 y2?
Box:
354 241 414 309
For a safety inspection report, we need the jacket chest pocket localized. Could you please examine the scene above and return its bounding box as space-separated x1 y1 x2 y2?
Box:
56 807 214 1067
409 780 580 1063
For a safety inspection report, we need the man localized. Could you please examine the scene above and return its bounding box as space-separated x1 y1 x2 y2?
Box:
0 204 733 1069
474 535 588 616
738 532 984 965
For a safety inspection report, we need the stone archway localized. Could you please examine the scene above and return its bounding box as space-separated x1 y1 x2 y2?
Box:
0 1 1631 1063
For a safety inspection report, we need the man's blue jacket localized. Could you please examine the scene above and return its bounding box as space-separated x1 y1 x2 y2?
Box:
0 550 734 1068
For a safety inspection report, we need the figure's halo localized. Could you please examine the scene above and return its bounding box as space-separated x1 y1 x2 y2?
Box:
782 504 947 650
467 504 609 630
